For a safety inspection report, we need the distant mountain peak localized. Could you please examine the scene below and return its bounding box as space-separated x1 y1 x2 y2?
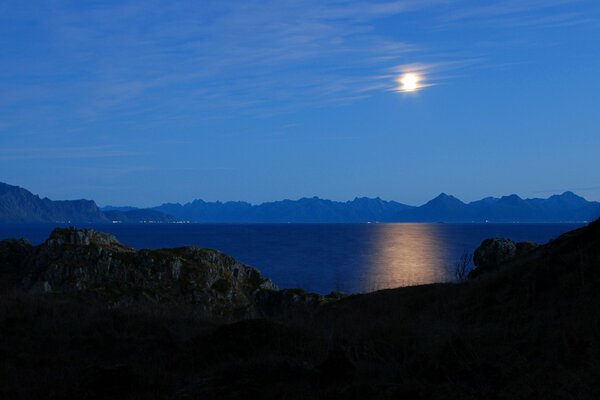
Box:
351 196 383 203
2 181 599 224
558 191 584 199
0 182 108 223
545 191 588 207
501 194 523 200
428 193 465 205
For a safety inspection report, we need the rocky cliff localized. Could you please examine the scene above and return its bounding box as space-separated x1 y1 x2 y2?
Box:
0 227 341 319
1 227 280 318
0 182 108 223
0 182 175 223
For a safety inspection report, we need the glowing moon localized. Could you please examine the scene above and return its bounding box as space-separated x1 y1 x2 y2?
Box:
397 72 422 92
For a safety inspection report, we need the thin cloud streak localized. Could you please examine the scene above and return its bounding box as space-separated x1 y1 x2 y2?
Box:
0 1 480 122
1 0 424 118
439 0 595 29
0 146 145 160
0 0 596 124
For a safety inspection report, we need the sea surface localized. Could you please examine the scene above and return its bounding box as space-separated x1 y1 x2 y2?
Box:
0 223 583 294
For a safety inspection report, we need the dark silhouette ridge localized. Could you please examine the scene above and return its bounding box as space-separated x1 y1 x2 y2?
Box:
0 182 108 223
2 181 599 223
1 219 600 398
0 182 174 223
155 191 600 222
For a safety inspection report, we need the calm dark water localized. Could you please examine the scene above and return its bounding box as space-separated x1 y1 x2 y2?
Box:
0 223 583 294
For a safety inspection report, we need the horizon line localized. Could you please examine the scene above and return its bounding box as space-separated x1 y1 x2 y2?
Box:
1 181 595 209
102 191 592 209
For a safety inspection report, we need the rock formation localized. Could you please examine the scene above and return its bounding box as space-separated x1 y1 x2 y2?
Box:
1 227 279 318
469 237 539 278
0 227 343 319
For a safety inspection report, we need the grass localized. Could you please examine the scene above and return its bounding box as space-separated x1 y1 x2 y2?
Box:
1 219 600 399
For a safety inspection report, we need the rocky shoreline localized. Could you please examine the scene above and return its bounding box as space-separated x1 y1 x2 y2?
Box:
0 227 345 320
0 226 543 316
1 220 599 399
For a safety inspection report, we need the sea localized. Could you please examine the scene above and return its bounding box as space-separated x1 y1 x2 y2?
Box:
0 223 583 294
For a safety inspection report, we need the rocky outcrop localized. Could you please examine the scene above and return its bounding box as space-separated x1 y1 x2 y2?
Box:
474 238 517 269
0 228 350 318
0 227 279 318
469 237 539 278
44 227 126 248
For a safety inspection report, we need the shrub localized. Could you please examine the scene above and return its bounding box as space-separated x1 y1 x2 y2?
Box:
454 250 472 282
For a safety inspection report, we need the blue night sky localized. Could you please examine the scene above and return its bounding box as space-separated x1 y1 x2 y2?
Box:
1 1 599 207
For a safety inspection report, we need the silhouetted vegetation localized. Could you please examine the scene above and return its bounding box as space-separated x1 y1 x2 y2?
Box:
454 250 472 282
1 219 600 399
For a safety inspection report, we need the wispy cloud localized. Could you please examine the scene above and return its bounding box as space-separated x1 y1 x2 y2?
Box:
440 0 595 28
0 0 596 123
382 58 484 92
0 146 145 160
0 1 424 119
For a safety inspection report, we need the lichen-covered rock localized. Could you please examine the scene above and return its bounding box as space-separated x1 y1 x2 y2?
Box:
14 227 278 318
45 227 130 250
474 238 517 270
469 237 540 279
1 227 349 319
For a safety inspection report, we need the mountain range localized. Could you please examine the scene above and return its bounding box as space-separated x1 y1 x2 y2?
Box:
1 181 599 223
150 192 600 223
0 182 173 223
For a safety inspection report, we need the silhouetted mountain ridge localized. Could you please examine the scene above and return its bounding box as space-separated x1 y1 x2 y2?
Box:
396 191 600 222
154 192 600 223
1 182 599 223
153 196 414 222
155 191 600 223
0 182 174 223
101 206 139 212
0 182 107 223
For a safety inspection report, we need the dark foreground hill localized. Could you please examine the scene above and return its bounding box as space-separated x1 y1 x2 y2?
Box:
1 220 600 398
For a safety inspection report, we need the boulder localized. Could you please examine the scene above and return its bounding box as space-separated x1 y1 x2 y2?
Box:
469 238 540 279
474 238 517 269
469 238 516 278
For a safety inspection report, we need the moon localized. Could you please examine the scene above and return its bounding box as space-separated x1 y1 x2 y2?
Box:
397 73 422 92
